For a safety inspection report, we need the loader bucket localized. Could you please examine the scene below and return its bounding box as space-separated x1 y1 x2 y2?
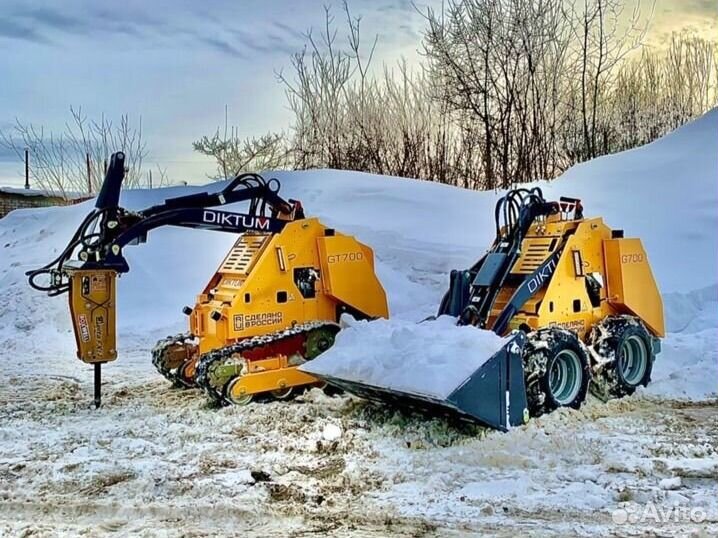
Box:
312 332 530 431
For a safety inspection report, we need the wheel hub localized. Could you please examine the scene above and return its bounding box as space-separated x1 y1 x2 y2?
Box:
619 335 648 386
549 349 582 405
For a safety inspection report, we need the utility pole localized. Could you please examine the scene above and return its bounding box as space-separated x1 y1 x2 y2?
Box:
149 169 152 189
24 149 30 189
86 152 92 194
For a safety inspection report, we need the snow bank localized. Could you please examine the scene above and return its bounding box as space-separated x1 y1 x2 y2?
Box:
646 285 718 400
648 328 717 399
540 108 718 294
0 186 86 199
302 316 507 399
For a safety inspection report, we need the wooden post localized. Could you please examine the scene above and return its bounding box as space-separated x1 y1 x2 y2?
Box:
24 149 29 189
149 169 152 189
86 152 92 194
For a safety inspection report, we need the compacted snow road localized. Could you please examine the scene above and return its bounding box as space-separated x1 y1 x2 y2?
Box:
1 359 716 537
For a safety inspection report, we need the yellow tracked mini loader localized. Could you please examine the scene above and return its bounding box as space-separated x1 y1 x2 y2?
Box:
27 152 388 407
308 188 665 430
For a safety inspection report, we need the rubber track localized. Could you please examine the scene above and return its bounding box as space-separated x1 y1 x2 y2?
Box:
151 332 197 387
195 321 340 405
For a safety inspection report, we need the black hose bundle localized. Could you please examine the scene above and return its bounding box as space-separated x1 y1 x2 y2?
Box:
494 187 546 243
25 208 108 296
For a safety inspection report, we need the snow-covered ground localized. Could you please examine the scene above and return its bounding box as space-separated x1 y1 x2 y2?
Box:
1 111 716 536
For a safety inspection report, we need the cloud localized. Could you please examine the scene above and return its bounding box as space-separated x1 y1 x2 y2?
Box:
0 2 167 45
272 21 307 43
197 36 247 59
0 1 307 60
0 17 51 44
225 28 299 57
16 6 86 35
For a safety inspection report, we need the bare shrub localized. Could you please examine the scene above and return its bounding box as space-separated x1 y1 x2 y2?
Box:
193 107 291 179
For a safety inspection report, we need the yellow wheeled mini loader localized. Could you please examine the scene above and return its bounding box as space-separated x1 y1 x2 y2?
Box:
27 152 388 407
307 188 664 430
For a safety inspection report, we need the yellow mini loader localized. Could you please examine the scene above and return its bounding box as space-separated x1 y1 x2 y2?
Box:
307 188 665 430
27 152 388 407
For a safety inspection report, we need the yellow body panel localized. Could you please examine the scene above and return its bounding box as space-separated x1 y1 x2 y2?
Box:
67 268 118 363
318 234 388 318
499 215 664 341
191 218 388 354
227 355 321 399
603 239 665 337
524 218 610 339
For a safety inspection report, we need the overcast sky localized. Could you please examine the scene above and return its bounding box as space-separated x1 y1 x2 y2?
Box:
1 0 716 187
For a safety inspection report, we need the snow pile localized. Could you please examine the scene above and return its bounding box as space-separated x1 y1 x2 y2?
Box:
303 316 507 399
648 285 718 400
540 107 718 294
0 186 87 199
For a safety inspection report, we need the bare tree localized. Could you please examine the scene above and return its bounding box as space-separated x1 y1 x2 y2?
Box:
193 106 291 179
0 107 146 199
278 5 356 170
608 30 717 151
563 0 653 159
147 165 172 188
422 0 579 186
277 3 472 186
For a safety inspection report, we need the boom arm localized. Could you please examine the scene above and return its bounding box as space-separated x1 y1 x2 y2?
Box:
27 152 304 293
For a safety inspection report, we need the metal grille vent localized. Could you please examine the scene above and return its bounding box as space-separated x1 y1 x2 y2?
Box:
219 234 271 275
514 238 556 274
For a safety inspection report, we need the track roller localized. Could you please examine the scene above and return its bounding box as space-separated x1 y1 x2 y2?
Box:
270 387 294 399
151 333 199 388
225 377 255 405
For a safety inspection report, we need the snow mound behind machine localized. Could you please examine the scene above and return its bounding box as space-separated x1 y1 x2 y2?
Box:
306 188 664 430
27 152 388 407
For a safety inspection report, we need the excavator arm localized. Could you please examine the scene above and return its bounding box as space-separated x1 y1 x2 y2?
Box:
26 151 304 407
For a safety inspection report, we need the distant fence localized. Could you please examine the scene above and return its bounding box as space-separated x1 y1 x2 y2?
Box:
0 187 89 219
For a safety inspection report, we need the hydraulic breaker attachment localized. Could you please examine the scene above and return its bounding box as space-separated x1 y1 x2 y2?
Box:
308 333 530 431
67 267 118 407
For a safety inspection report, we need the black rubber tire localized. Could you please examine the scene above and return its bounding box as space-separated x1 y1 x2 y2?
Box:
589 316 655 401
524 328 591 418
